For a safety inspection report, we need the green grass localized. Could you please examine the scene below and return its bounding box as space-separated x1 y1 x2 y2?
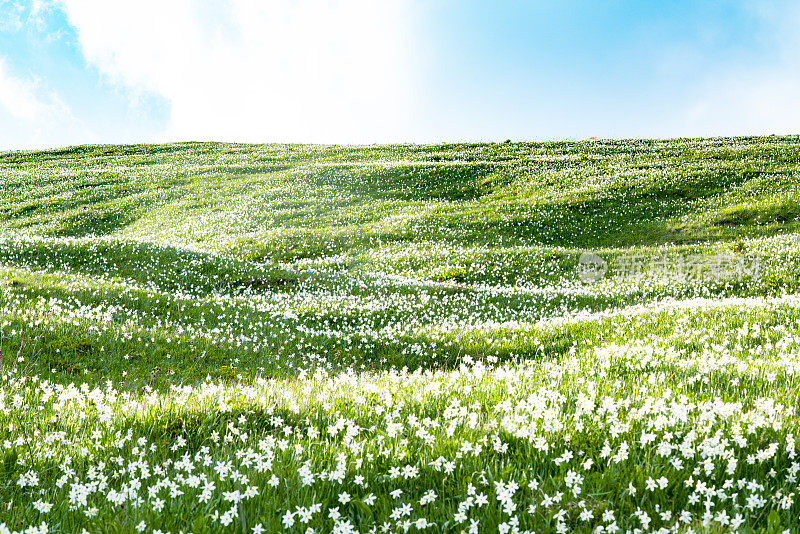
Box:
2 136 800 533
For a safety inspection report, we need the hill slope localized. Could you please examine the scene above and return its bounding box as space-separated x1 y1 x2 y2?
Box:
2 137 800 533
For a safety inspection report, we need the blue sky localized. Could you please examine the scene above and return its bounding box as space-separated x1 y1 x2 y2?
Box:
1 0 798 148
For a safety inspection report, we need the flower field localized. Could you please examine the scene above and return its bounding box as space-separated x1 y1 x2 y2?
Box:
2 138 800 533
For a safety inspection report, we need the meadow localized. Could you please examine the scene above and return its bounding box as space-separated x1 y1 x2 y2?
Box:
1 136 800 533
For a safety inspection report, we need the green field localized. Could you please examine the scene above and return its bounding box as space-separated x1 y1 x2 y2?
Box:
2 136 800 533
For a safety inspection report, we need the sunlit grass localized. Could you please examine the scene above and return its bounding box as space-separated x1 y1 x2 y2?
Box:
1 137 800 533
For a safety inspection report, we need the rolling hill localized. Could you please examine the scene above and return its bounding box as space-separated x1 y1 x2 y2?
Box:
2 137 800 533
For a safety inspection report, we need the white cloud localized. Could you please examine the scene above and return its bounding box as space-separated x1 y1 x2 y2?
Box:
0 56 92 149
676 1 800 137
0 58 47 121
684 74 800 137
57 0 422 144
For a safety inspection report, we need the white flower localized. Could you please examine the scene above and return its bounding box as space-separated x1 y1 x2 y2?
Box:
32 501 52 514
420 490 436 506
152 498 165 512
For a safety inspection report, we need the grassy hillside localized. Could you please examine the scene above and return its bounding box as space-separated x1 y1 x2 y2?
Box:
2 137 800 533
